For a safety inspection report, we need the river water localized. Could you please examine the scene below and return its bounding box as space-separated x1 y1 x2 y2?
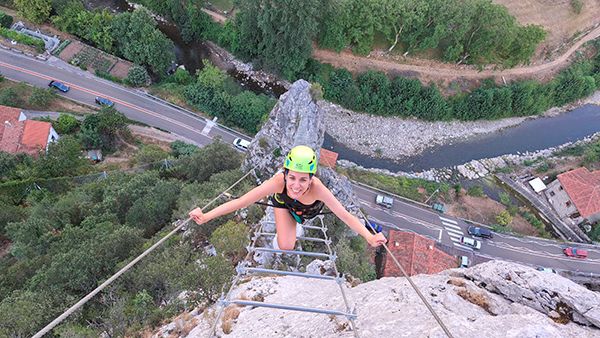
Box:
323 104 600 172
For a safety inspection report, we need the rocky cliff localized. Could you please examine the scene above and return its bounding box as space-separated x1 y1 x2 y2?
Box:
155 261 600 338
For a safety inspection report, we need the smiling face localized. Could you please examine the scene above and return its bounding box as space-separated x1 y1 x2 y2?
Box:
285 170 312 199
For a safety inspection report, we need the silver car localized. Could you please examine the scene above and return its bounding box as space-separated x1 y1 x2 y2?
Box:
460 236 482 250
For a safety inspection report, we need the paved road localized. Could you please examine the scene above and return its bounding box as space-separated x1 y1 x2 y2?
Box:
2 49 599 275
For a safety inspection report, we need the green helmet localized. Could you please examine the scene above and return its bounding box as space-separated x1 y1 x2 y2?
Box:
284 145 317 174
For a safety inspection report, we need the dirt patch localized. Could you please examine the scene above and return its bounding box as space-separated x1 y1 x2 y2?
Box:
109 60 132 79
456 287 493 315
446 192 538 236
57 40 84 61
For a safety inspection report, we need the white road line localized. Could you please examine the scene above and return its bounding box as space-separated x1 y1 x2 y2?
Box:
449 237 460 243
442 222 461 231
453 243 474 251
446 228 463 237
447 231 462 238
439 217 457 224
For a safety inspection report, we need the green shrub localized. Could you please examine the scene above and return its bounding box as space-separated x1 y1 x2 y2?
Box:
55 114 80 134
28 87 54 108
0 27 44 51
334 237 375 282
0 11 13 28
571 0 583 14
495 210 513 226
210 220 249 262
467 186 485 197
126 66 150 87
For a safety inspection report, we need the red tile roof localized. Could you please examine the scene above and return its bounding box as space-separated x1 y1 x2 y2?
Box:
382 230 457 277
557 167 600 218
319 148 338 168
0 105 53 157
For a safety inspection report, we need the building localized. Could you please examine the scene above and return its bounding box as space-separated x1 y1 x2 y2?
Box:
319 148 338 169
545 167 600 225
379 230 458 277
0 105 59 157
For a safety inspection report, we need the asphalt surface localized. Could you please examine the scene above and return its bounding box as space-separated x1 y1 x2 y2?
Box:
2 48 599 275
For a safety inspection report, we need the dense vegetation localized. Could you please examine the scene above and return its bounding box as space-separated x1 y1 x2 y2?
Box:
299 49 600 121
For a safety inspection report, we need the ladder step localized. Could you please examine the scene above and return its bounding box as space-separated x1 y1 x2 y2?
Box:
255 232 330 243
228 299 356 319
302 224 326 230
241 266 336 280
249 247 332 259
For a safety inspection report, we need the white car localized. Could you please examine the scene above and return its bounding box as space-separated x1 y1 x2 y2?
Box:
233 138 251 151
375 194 393 208
459 256 469 268
460 236 482 250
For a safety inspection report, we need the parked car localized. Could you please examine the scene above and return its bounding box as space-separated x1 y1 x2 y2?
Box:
536 267 557 274
48 80 70 92
467 226 494 239
365 220 383 233
95 96 115 107
563 247 588 259
432 202 446 213
460 236 482 250
459 256 469 268
375 194 393 208
233 138 251 151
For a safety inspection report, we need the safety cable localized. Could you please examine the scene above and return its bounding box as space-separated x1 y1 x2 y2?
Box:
322 155 454 338
32 168 256 338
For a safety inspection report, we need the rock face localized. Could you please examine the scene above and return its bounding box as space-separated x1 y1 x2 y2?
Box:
155 261 600 338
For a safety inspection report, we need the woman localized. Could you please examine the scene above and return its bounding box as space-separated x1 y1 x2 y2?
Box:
189 145 387 250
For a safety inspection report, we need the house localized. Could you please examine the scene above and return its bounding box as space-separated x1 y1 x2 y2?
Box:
0 105 59 157
544 167 600 225
319 148 338 168
379 230 458 277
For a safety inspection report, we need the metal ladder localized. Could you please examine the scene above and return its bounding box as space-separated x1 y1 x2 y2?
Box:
210 215 359 337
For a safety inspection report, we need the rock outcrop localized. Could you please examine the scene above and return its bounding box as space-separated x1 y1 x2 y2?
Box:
154 261 600 338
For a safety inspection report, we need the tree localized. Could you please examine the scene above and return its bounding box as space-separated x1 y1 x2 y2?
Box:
0 88 21 107
210 220 249 262
495 210 513 226
112 8 175 77
0 290 56 338
126 65 150 87
170 140 198 158
55 114 80 134
334 237 375 282
14 0 51 24
34 135 90 178
79 107 128 152
178 140 241 183
0 11 14 28
131 144 170 166
28 87 54 108
125 179 181 237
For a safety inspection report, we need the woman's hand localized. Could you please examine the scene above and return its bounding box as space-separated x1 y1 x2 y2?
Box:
367 232 387 247
188 207 206 225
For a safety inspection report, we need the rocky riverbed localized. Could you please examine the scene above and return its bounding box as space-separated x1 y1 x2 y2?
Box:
322 90 600 161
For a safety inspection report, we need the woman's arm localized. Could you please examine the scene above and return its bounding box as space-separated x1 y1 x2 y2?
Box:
313 178 386 247
189 173 283 224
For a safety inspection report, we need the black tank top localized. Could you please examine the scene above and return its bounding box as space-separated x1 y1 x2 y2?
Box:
271 175 324 222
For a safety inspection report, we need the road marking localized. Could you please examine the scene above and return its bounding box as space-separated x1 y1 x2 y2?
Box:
442 222 461 231
439 216 457 224
447 230 462 238
449 237 460 243
453 243 474 251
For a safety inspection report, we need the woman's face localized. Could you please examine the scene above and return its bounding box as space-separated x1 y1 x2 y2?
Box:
286 171 312 199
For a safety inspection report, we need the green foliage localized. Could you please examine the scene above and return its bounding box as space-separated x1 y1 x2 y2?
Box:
0 27 44 51
125 179 181 237
176 140 242 183
131 144 170 166
589 222 600 242
499 192 511 206
14 0 51 24
34 135 91 178
27 87 54 108
0 197 27 235
0 11 13 28
126 65 150 87
210 220 249 261
0 290 57 338
467 185 484 197
54 113 80 134
521 211 550 238
172 67 193 85
334 236 375 282
112 8 175 77
170 140 198 158
234 0 323 79
495 210 513 226
570 0 583 14
79 107 128 152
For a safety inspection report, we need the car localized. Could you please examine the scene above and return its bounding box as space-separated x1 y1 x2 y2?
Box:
563 247 588 259
467 226 494 239
48 80 70 92
459 236 482 250
365 220 383 233
432 202 446 213
536 267 557 274
233 138 251 151
375 194 393 208
459 256 469 268
95 96 114 107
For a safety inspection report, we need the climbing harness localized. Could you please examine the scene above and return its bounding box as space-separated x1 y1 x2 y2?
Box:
210 215 359 337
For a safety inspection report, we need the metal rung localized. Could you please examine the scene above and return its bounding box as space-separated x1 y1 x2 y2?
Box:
240 266 336 280
302 224 326 230
227 299 356 319
248 247 332 259
255 232 330 244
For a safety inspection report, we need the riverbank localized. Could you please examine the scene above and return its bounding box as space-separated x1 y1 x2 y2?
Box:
323 89 600 161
